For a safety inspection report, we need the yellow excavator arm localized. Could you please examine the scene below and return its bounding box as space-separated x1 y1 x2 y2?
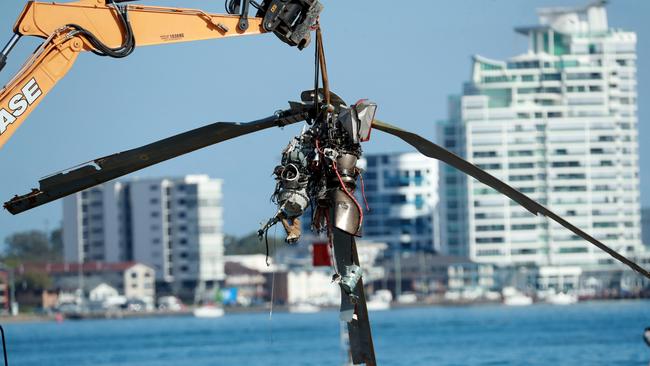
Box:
0 0 322 149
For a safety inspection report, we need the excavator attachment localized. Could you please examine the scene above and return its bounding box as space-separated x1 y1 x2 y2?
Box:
0 0 322 149
257 0 324 49
372 119 650 280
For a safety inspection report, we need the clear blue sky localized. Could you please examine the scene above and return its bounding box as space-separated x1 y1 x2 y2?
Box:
0 0 647 242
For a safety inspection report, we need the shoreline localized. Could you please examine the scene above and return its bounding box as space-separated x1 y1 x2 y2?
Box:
2 297 648 324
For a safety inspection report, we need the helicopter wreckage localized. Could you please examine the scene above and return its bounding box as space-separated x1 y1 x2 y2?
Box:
3 21 650 366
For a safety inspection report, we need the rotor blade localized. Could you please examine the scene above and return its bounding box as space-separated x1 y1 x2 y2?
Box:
373 119 650 280
4 107 310 215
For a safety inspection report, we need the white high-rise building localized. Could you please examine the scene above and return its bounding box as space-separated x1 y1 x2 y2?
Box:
439 1 642 267
63 175 224 286
360 153 439 253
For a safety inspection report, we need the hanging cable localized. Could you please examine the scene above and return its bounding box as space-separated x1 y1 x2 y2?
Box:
332 161 364 230
269 225 277 320
66 0 135 58
225 0 238 14
267 225 277 356
225 0 261 14
315 26 331 106
265 229 271 266
357 169 370 211
313 24 321 118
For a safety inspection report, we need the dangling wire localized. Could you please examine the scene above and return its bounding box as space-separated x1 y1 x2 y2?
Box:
269 225 278 320
265 229 271 266
265 225 278 356
66 0 135 58
315 27 331 106
358 169 370 212
226 0 262 14
332 161 364 229
313 23 321 116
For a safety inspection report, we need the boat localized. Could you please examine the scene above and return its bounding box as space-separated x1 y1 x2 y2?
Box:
502 287 533 306
366 290 392 311
288 302 321 313
193 280 224 318
546 291 578 305
193 304 225 318
397 292 417 304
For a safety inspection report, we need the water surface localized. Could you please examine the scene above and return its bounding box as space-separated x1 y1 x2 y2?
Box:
4 300 650 365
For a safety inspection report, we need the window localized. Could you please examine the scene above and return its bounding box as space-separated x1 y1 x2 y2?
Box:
594 222 617 228
509 162 534 169
509 175 534 181
512 249 537 255
476 237 504 244
557 173 585 180
483 88 512 108
509 150 533 157
476 225 505 232
541 73 561 81
551 161 580 168
512 224 536 230
473 151 498 158
559 247 588 254
553 186 587 192
507 61 539 69
484 75 511 83
566 72 601 80
477 163 501 170
477 249 501 257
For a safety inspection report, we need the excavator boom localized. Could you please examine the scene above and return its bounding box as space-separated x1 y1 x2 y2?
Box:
0 0 322 149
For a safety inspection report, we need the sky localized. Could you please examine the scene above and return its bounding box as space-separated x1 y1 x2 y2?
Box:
0 0 648 243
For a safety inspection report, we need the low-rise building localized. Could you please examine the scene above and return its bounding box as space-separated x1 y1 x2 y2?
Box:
286 269 339 306
0 269 9 313
17 262 155 303
375 253 496 297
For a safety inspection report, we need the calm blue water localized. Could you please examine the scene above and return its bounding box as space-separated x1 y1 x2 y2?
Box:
3 301 650 365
